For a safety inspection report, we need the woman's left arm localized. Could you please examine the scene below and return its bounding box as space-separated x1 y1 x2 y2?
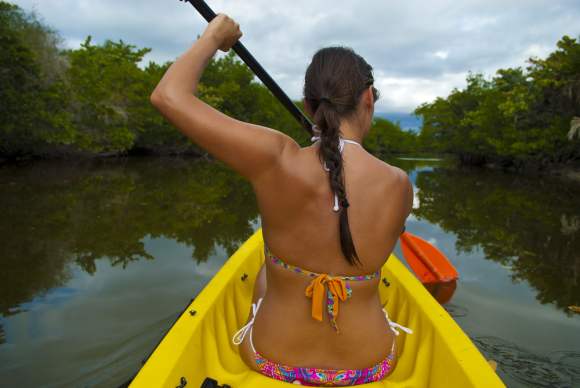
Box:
150 14 298 184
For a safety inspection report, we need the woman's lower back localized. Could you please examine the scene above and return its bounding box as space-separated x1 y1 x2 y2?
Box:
239 272 397 371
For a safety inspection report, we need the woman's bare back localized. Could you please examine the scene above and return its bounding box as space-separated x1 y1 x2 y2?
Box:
240 140 413 370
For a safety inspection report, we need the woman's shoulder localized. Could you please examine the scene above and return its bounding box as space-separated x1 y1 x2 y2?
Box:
382 162 411 187
363 156 411 187
369 160 413 214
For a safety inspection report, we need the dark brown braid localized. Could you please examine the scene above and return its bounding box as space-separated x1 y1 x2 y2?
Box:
303 47 379 266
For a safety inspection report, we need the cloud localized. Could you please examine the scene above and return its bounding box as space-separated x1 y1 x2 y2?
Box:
11 0 580 113
376 72 468 112
433 51 449 60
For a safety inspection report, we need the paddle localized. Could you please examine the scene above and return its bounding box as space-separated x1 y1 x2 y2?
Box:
181 0 458 302
400 231 458 304
179 0 313 134
400 232 458 283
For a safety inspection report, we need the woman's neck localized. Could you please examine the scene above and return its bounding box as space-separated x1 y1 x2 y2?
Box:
339 117 366 144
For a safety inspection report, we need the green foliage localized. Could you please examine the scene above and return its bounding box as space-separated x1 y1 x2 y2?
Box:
3 1 578 165
364 118 418 156
197 51 309 146
0 157 257 315
415 35 580 168
413 166 580 311
0 1 71 157
62 36 152 153
0 2 311 159
0 1 418 160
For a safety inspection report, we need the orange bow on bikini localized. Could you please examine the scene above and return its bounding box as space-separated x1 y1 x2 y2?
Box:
305 274 350 332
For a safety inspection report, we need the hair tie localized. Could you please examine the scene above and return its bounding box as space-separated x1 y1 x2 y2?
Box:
319 96 332 104
311 124 321 142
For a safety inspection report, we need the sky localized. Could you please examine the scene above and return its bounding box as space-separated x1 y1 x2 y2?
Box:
11 0 580 114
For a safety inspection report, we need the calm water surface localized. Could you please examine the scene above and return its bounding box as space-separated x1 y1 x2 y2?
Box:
1 156 579 387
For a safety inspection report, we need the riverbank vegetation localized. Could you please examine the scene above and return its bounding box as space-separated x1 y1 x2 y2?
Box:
1 1 578 171
1 2 416 162
415 37 580 170
0 2 300 160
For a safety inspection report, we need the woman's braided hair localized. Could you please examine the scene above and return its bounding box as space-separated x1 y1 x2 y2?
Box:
303 46 379 266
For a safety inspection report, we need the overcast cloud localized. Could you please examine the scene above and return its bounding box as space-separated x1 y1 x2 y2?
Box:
11 0 580 113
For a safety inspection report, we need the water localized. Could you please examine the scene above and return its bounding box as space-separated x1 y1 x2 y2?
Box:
1 156 579 387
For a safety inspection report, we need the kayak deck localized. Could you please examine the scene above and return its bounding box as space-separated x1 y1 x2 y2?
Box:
130 228 504 387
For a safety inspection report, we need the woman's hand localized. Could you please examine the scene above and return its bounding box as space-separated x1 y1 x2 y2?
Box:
202 13 242 52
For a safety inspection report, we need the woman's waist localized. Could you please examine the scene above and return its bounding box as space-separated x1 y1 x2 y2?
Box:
251 293 394 368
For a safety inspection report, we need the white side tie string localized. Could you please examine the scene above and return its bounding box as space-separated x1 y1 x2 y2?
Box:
232 298 263 345
383 307 413 336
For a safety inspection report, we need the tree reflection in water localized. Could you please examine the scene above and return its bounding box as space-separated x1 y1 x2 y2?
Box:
3 157 578 315
1 155 579 387
409 164 580 313
0 157 258 317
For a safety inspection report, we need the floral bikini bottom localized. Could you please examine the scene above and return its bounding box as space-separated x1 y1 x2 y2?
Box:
232 244 413 386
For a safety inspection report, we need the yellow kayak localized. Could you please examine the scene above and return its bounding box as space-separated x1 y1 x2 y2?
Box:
130 228 504 387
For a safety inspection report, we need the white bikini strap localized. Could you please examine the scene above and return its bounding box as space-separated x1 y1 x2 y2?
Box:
383 307 413 336
232 297 263 349
342 139 362 146
311 125 362 212
248 322 257 353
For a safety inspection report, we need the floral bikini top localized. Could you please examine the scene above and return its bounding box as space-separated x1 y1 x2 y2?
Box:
265 243 380 334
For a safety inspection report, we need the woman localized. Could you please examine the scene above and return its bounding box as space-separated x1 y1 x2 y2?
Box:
150 14 413 386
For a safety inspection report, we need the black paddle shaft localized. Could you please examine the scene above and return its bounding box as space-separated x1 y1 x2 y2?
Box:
180 0 313 135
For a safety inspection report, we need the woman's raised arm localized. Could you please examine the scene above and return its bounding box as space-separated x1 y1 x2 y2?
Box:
150 14 298 183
